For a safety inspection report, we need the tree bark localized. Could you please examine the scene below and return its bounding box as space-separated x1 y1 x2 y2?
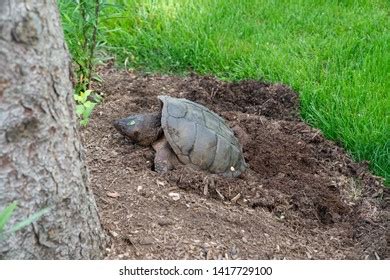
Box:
0 0 106 259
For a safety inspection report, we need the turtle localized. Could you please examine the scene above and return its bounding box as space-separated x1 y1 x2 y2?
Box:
113 95 247 177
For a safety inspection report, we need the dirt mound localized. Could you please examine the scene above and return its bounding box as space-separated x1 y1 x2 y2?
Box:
81 66 390 259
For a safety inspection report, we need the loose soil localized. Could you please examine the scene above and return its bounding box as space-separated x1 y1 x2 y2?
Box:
82 65 390 259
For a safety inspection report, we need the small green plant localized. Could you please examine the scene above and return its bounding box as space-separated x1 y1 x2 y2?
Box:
0 202 50 240
74 89 102 126
59 0 107 125
60 0 102 91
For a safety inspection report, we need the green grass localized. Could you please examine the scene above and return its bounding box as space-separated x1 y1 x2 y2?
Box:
60 0 390 184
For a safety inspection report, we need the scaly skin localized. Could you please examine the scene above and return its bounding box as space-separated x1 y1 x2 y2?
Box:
113 111 180 172
113 112 162 146
152 137 181 173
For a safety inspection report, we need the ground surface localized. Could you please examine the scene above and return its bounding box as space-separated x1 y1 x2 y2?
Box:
81 66 389 259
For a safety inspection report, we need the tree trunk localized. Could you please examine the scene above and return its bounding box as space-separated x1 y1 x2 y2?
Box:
0 0 106 259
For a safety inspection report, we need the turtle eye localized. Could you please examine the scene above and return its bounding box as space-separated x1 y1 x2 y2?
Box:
127 120 136 126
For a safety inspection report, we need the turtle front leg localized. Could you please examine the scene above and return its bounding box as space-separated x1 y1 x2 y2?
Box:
152 137 179 173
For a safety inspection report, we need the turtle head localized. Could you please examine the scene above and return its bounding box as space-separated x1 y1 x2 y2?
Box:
113 115 143 140
113 113 162 146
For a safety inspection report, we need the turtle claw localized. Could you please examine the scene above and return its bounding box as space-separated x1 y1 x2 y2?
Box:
154 159 173 173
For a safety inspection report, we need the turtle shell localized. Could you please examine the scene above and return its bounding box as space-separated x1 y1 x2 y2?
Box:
158 95 247 177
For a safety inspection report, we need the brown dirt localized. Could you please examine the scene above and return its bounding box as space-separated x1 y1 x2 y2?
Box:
81 65 390 259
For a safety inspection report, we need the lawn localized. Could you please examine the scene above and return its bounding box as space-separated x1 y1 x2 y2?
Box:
59 0 390 184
